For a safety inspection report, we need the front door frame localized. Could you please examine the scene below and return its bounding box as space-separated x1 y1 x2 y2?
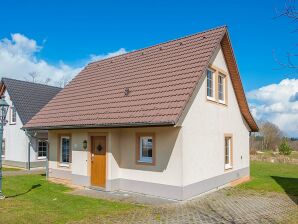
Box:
88 132 108 189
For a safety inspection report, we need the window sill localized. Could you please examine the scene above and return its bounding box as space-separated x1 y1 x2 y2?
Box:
58 163 70 168
9 122 16 125
137 160 154 165
37 157 47 160
207 98 227 107
207 96 216 102
225 165 233 170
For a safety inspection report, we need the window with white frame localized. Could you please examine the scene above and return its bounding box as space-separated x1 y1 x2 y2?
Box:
206 69 215 100
225 136 232 169
218 74 225 103
10 106 16 124
1 139 5 158
139 136 153 163
60 136 70 165
38 140 47 159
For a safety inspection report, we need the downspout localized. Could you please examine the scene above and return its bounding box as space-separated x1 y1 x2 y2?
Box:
27 141 30 170
25 130 37 170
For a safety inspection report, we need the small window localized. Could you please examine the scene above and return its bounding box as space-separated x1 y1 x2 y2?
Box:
207 69 215 99
10 106 16 124
218 74 225 103
138 136 153 163
1 139 5 158
60 136 70 165
225 136 232 169
38 140 47 159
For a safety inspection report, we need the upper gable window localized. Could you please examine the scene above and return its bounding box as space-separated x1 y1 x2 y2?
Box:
206 67 228 105
206 69 215 100
10 106 16 124
218 73 226 104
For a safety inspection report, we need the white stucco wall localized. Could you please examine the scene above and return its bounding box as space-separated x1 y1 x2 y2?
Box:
3 90 45 165
3 90 29 163
181 47 250 186
48 126 183 187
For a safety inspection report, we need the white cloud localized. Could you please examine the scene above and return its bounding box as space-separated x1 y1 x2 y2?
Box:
247 78 298 137
0 33 127 87
90 48 127 62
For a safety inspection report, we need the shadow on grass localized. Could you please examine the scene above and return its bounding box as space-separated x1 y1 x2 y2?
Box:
6 184 42 198
271 176 298 205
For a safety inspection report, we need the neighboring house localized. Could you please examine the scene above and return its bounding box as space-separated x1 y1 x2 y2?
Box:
25 26 258 200
0 78 62 168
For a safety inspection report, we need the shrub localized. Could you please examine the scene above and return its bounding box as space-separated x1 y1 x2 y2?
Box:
279 140 293 155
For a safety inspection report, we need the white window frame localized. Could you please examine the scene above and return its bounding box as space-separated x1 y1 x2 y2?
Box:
139 136 153 163
206 69 215 101
60 136 70 167
10 106 16 125
225 137 232 170
37 140 47 160
218 73 226 104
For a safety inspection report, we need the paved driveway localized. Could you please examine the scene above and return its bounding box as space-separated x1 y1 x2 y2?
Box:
71 188 298 224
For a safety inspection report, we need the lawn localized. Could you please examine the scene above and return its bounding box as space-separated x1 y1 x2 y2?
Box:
0 162 297 224
238 161 298 196
0 175 140 224
2 166 22 171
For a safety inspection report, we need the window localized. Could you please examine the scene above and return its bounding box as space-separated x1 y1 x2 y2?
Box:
10 106 16 124
1 139 5 158
137 134 154 164
206 69 214 99
218 74 225 103
206 67 228 105
38 140 47 159
225 136 232 169
60 136 70 165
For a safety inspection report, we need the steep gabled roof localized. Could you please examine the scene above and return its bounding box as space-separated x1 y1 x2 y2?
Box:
24 26 258 131
0 78 62 125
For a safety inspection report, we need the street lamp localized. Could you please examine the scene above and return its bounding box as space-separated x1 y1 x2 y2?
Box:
0 96 9 200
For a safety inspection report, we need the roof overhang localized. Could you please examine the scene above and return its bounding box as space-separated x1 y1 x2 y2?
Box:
23 121 176 131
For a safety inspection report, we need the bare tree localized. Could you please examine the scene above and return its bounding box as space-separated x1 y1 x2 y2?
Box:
259 121 283 151
44 78 52 85
55 75 70 88
274 0 298 73
24 72 53 85
26 72 39 83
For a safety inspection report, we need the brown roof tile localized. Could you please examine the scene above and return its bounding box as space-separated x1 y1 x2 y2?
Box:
24 26 258 131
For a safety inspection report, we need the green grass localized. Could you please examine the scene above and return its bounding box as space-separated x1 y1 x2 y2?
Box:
238 161 298 196
2 166 22 171
0 175 139 224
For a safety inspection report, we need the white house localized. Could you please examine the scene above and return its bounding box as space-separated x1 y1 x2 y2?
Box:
24 26 258 200
0 78 61 168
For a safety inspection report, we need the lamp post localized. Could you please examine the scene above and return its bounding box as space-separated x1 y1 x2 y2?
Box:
0 96 9 200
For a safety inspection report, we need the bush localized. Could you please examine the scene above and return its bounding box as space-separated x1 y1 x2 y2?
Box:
279 140 293 155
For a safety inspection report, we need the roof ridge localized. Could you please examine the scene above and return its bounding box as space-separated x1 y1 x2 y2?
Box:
1 77 62 89
89 25 227 65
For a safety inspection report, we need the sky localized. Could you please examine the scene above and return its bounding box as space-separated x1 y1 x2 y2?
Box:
0 0 297 137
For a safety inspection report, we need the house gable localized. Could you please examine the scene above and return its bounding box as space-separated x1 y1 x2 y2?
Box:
180 46 251 189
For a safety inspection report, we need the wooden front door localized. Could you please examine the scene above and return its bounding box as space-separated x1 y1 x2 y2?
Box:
91 136 106 187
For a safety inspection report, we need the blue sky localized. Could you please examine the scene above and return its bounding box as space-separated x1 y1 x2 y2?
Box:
0 0 297 136
0 0 294 91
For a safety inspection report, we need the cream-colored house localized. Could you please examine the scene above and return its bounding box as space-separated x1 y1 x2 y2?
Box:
24 26 258 200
